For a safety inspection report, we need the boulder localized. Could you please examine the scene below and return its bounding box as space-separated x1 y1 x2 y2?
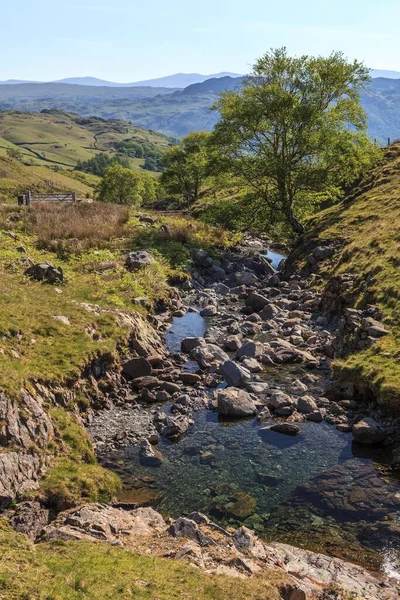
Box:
241 358 262 373
260 304 279 320
126 250 155 271
138 439 163 466
296 395 318 414
191 248 209 266
223 335 242 352
9 501 50 541
220 360 251 387
215 283 230 295
24 261 63 284
200 305 218 317
159 416 191 440
122 357 152 379
245 293 269 312
352 418 386 445
232 526 256 552
191 344 229 368
215 387 257 418
181 337 203 354
313 246 334 261
180 372 201 385
236 341 264 359
131 376 160 390
269 423 300 436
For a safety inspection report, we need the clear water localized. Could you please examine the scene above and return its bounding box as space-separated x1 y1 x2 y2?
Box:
266 249 286 270
114 281 400 572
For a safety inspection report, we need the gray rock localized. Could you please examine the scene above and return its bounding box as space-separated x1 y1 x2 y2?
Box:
191 344 229 368
236 341 264 359
223 335 242 351
245 292 269 312
180 372 201 385
269 423 300 436
313 246 334 260
215 283 230 295
181 337 203 354
131 376 160 390
10 501 49 541
138 439 163 466
216 387 257 418
260 304 279 320
200 305 218 317
122 357 152 379
233 526 256 551
241 358 262 372
24 261 63 284
126 250 155 271
296 395 318 414
352 418 386 445
220 360 251 387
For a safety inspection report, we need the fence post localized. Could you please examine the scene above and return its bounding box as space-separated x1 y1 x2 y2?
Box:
388 137 391 146
26 191 32 206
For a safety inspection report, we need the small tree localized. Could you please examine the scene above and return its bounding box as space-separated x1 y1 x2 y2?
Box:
96 164 143 205
6 147 23 161
212 48 379 234
161 132 211 208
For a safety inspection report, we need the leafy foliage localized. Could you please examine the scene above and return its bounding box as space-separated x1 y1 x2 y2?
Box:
96 164 157 205
160 132 211 207
75 153 129 176
211 48 379 233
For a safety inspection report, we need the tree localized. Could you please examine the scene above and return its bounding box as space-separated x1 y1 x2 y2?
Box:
211 48 379 234
96 164 144 205
160 132 211 208
75 153 129 177
6 147 23 161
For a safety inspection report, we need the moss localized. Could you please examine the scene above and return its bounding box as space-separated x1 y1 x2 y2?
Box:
0 520 288 600
39 459 120 511
50 408 96 463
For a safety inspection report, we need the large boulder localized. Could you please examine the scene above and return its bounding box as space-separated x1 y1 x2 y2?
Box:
352 418 387 445
122 357 152 379
181 337 203 354
245 293 269 312
24 261 63 284
220 360 251 387
191 344 229 368
296 395 318 414
215 387 257 417
236 341 264 359
138 439 163 466
126 250 155 271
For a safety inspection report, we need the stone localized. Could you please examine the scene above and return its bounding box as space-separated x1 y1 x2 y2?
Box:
260 303 279 320
352 418 387 445
159 416 191 440
245 292 269 312
53 315 70 326
215 283 230 295
306 410 324 423
24 261 64 284
296 395 318 414
256 406 272 422
181 337 203 354
232 526 255 552
268 391 294 411
200 305 218 317
10 501 49 541
215 387 257 418
241 358 262 372
313 246 334 260
235 271 258 286
138 439 163 466
122 357 152 379
179 372 201 385
236 341 264 359
126 250 155 271
160 382 181 395
209 265 226 281
223 335 242 351
269 423 300 436
131 376 160 390
191 248 208 266
175 540 204 567
191 344 229 368
220 360 251 387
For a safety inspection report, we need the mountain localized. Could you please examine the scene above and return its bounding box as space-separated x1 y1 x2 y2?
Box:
129 72 242 88
370 69 400 79
55 76 123 87
0 76 399 142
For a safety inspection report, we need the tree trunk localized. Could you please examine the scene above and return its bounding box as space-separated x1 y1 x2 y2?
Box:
287 207 304 234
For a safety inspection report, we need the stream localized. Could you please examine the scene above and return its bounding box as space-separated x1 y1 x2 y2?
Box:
99 250 400 577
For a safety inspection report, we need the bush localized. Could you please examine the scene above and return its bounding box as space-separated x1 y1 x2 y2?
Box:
96 165 157 206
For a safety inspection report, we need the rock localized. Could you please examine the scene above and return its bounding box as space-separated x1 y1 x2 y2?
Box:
160 382 181 395
306 409 324 423
245 292 269 312
241 358 262 372
215 387 257 418
53 315 70 326
122 357 152 379
352 418 387 445
296 395 318 414
138 439 163 466
126 250 155 271
179 372 201 385
215 283 230 295
9 501 49 541
260 303 279 320
223 335 242 351
181 337 203 354
200 305 218 317
191 344 229 368
200 451 215 465
131 376 160 390
220 360 251 387
256 407 272 422
269 423 300 436
313 246 334 260
268 391 294 411
175 540 204 567
209 265 226 281
191 248 208 266
169 517 213 546
24 261 64 284
159 416 191 440
236 341 264 359
232 526 255 552
235 271 258 286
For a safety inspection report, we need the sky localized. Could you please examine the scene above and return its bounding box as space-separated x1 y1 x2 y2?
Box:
2 0 400 81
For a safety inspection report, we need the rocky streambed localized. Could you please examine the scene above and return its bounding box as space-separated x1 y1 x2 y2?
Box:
88 239 400 582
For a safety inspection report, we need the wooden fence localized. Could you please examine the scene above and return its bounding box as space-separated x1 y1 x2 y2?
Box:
18 191 78 206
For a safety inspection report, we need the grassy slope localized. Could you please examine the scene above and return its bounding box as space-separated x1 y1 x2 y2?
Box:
0 203 235 394
0 521 288 600
304 144 400 409
0 110 173 170
0 154 98 203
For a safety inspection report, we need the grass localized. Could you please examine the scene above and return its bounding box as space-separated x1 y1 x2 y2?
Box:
0 203 236 394
303 143 400 410
0 520 289 600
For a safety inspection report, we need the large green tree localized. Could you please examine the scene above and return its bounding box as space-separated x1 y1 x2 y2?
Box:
212 48 379 234
96 164 156 205
160 132 211 208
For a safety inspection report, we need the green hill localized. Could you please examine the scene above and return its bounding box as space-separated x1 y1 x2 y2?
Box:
0 110 174 171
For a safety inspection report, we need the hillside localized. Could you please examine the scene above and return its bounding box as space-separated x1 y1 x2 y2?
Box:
0 110 174 172
290 143 400 410
1 77 400 140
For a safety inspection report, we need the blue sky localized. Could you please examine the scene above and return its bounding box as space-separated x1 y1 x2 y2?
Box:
2 0 400 81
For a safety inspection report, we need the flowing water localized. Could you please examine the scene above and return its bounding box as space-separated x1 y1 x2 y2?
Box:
112 250 400 575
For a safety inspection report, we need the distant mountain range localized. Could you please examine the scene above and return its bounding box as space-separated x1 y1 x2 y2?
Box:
0 72 242 89
370 69 400 79
0 75 399 143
